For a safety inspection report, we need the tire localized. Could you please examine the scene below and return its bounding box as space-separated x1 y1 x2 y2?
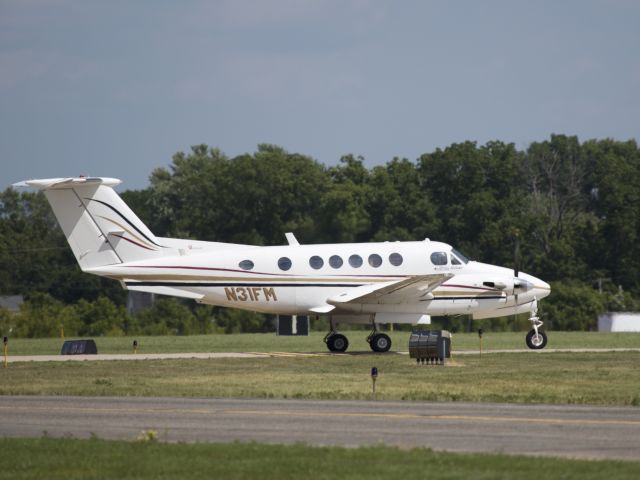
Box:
526 329 547 350
370 333 392 353
327 333 349 352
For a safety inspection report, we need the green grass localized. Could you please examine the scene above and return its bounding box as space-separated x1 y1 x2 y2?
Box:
2 351 640 405
1 438 639 480
5 331 640 356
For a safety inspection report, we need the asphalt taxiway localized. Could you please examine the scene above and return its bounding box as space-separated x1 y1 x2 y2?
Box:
6 347 640 363
1 396 639 460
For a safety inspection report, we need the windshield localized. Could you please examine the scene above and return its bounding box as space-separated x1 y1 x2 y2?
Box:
451 248 469 264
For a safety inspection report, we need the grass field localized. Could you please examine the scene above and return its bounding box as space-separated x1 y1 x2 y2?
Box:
5 331 640 355
2 350 640 405
1 437 639 480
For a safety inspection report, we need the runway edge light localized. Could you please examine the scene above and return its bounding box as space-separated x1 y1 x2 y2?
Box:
3 336 7 368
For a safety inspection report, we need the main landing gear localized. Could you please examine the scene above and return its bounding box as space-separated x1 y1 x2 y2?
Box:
525 297 547 350
367 325 392 353
324 318 349 352
324 319 392 353
325 332 349 352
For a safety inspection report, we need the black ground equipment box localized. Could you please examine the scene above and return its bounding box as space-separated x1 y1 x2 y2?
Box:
408 330 451 364
61 339 98 355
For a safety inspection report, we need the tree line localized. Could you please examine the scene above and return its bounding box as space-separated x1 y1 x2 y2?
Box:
1 135 639 336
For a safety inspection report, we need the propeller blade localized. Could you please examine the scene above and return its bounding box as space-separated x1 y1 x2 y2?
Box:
514 232 520 278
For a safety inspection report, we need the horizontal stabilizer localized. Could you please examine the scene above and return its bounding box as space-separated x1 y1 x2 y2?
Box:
13 177 121 190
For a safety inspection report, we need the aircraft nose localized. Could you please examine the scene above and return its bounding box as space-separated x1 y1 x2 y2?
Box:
532 277 551 299
518 272 551 299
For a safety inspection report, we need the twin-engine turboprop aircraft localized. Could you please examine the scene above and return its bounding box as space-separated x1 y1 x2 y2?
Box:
16 177 551 352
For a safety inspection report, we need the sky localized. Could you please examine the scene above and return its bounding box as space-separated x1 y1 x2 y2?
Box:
2 0 639 190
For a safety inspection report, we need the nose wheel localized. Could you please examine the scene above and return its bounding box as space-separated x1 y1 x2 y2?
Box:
525 296 547 350
526 329 547 349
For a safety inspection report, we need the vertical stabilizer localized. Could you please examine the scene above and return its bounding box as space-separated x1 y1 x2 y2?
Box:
14 177 169 270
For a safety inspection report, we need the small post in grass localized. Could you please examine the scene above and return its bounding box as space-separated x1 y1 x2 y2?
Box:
441 337 447 367
371 367 378 400
478 328 484 359
3 336 8 368
60 324 64 340
133 340 138 354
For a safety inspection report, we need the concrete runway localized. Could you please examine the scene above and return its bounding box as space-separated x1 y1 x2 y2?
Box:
1 396 639 460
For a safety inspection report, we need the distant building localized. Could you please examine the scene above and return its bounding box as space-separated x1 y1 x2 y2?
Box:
0 295 24 313
598 312 640 332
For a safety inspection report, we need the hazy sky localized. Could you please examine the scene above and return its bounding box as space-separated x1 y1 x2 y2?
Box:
2 0 639 190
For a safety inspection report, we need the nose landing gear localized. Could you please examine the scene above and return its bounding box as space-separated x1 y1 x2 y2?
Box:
525 297 547 350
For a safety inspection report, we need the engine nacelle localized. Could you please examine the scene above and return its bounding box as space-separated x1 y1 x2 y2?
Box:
481 277 533 295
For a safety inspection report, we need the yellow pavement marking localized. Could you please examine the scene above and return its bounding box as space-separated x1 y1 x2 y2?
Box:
2 404 639 428
253 351 328 358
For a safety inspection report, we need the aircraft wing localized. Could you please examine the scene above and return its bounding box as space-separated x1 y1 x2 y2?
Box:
327 273 454 306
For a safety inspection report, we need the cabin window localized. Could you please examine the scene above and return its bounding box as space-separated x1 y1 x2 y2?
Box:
329 255 343 269
278 257 292 271
389 253 403 266
349 254 363 268
309 256 324 269
368 253 383 267
451 255 461 265
238 260 254 270
430 252 448 266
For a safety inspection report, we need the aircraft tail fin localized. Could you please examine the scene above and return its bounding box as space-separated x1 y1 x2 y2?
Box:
14 177 169 270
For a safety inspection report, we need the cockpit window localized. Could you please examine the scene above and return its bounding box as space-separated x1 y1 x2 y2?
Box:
451 248 469 264
430 252 448 266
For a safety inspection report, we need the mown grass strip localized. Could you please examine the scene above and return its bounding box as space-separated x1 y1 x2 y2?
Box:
6 331 640 356
1 437 638 480
2 352 640 405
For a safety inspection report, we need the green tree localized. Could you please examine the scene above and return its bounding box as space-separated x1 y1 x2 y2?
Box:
132 298 197 335
74 297 128 336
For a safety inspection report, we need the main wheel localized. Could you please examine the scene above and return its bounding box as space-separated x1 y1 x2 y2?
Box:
327 333 349 352
526 329 547 350
369 333 392 353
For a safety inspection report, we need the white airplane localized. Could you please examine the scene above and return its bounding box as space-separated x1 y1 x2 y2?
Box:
15 176 551 352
